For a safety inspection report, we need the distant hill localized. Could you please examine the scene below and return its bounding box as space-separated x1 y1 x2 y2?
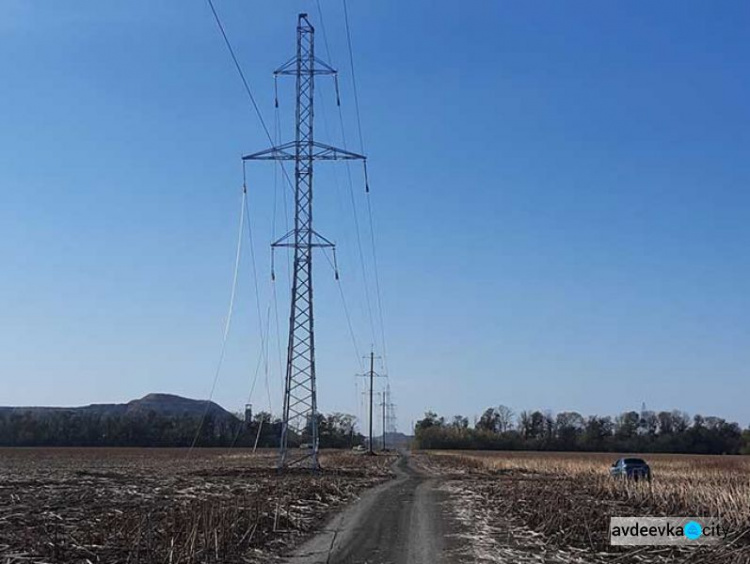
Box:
124 393 236 420
0 394 241 447
0 393 236 422
0 395 363 449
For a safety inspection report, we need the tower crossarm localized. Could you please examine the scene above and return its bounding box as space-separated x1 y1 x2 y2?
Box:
272 229 336 249
243 141 365 161
274 55 337 76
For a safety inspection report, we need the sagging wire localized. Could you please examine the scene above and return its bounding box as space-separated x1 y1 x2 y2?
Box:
189 182 246 455
271 83 289 394
242 163 275 417
227 167 279 453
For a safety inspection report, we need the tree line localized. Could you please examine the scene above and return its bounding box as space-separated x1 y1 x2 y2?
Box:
0 409 363 448
415 406 750 455
245 411 364 449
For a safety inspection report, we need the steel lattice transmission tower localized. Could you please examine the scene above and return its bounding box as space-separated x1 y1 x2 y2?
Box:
243 14 365 469
385 382 397 435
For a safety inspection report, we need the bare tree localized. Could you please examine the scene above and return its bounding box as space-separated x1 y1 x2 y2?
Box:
496 405 515 432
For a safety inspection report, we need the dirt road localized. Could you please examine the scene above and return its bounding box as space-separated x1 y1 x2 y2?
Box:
284 452 453 564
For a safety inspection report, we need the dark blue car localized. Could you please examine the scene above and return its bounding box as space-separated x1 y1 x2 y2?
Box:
610 457 652 481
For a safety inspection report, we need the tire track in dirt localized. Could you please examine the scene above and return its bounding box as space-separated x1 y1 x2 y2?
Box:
283 452 460 564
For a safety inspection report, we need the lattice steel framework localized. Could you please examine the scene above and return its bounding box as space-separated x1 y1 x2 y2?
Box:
243 14 365 469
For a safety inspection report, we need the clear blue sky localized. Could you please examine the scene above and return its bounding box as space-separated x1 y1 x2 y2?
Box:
1 1 749 432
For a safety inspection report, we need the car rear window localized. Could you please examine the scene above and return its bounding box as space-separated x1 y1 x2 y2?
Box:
624 458 646 465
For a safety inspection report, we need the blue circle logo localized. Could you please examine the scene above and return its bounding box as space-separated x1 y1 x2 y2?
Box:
684 521 703 540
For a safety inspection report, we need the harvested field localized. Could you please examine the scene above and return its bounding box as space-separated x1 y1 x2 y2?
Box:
420 451 750 563
0 448 395 564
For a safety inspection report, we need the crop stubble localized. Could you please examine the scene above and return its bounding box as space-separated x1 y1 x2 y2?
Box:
0 448 395 564
424 451 750 564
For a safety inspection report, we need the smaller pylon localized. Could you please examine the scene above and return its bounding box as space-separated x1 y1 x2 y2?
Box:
356 351 385 455
379 387 396 450
384 382 397 435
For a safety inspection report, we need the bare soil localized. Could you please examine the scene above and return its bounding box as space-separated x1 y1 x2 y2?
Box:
284 452 460 564
0 447 395 564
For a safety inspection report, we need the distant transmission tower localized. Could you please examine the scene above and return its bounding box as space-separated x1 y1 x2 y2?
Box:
243 14 365 470
358 351 385 455
378 388 396 451
385 382 397 435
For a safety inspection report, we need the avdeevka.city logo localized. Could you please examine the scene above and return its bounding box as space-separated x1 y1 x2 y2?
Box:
609 517 725 546
684 520 703 540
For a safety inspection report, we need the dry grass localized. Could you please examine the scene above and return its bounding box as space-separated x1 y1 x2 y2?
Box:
425 450 750 563
438 451 750 532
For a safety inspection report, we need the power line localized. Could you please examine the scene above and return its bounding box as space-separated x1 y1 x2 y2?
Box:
242 166 272 412
195 0 288 449
270 98 293 394
188 186 246 453
341 0 391 374
204 2 290 425
205 0 294 429
228 298 272 451
321 248 363 370
366 192 389 372
270 87 292 411
229 178 277 451
273 76 293 284
271 280 285 390
204 0 295 195
314 0 368 371
315 0 378 349
205 0 272 147
342 0 366 153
